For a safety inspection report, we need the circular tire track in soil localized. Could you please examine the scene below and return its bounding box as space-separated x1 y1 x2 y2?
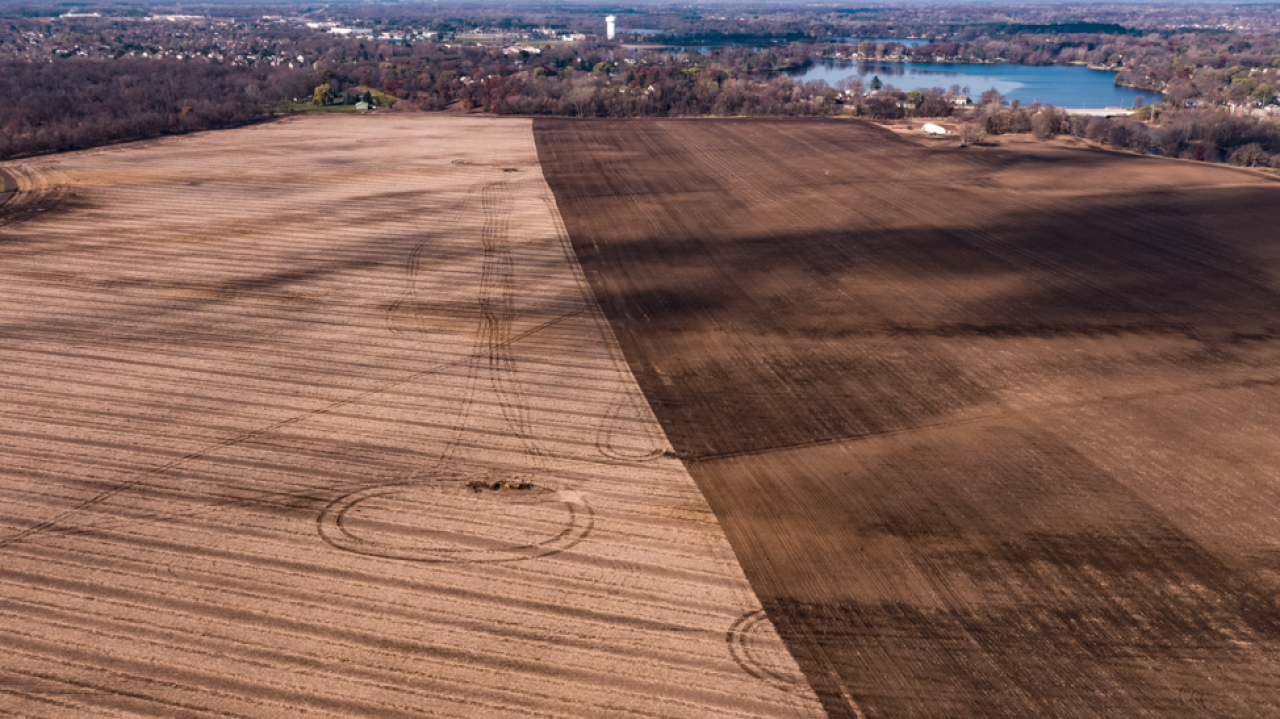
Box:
0 165 70 228
317 480 593 563
323 176 599 565
593 346 668 463
727 610 813 696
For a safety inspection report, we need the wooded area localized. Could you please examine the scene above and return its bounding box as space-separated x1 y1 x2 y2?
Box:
1 3 1279 168
0 59 310 157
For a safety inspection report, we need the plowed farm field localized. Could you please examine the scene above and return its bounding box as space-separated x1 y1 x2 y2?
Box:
0 116 824 718
536 118 1280 718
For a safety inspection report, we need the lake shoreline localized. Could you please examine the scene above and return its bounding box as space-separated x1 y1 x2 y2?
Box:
790 57 1151 109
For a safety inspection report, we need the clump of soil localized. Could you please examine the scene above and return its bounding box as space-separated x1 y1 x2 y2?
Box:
467 479 534 492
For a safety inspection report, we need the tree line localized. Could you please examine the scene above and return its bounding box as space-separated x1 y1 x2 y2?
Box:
2 2 1279 171
0 58 311 159
958 92 1280 168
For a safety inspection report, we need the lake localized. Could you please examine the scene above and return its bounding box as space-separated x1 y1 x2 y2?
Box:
790 59 1151 108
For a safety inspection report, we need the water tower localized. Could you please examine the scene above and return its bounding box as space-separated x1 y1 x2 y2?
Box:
606 15 616 40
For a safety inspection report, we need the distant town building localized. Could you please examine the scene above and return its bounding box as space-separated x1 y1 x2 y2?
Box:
606 15 616 40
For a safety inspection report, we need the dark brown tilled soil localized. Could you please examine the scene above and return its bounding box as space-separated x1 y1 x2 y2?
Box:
535 117 1280 717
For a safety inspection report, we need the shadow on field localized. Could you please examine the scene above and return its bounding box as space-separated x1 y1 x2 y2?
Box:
699 423 1280 717
566 183 1280 459
1 187 574 353
0 252 390 347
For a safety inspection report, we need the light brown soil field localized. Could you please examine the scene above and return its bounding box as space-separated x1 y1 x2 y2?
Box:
535 117 1280 718
0 116 824 718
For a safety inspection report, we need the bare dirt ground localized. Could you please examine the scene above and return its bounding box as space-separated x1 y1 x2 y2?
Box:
0 115 824 718
535 117 1280 718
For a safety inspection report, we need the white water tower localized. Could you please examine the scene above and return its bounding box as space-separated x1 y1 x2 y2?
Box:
606 15 616 40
